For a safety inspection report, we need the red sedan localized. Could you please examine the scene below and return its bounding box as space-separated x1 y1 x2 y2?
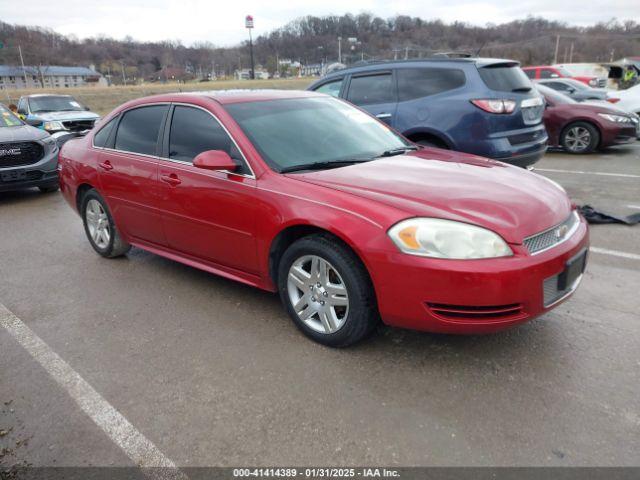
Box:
537 84 640 153
59 90 589 347
523 65 602 88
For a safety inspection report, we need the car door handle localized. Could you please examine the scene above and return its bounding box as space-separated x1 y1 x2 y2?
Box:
161 173 181 186
98 160 113 171
376 113 392 119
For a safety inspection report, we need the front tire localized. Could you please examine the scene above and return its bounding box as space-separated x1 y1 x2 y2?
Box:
81 189 130 258
561 122 600 154
38 185 59 193
277 235 379 347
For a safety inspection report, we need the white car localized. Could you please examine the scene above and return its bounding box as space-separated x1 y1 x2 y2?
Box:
607 84 640 115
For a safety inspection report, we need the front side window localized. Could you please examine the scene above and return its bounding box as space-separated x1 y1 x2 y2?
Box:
539 68 558 79
347 73 395 105
225 97 411 172
315 79 343 97
397 68 465 101
167 106 246 172
115 105 168 156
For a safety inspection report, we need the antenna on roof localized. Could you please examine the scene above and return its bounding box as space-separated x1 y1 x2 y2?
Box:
475 42 486 57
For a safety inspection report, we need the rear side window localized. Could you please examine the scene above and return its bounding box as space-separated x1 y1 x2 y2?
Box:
93 117 117 148
115 105 167 155
397 68 465 101
315 79 343 97
478 66 533 92
347 73 395 105
523 69 536 79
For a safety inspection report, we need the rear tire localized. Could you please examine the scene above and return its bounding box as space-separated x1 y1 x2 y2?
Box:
561 122 599 154
81 189 130 258
277 234 379 347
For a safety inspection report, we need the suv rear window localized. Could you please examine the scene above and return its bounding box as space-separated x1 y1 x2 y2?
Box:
478 65 532 92
397 68 465 101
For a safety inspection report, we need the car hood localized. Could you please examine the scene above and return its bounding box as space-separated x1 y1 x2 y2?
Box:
0 125 49 142
289 151 572 243
33 111 100 121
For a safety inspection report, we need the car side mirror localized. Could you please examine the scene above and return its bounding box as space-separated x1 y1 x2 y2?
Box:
568 88 576 94
193 150 237 172
85 106 91 111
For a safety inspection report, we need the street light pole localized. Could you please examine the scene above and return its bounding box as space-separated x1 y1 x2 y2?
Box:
246 15 255 80
338 37 342 64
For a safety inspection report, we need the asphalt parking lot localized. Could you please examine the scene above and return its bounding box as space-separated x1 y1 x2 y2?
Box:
1 145 639 471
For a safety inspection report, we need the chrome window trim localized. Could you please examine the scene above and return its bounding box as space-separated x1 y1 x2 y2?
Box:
525 211 581 256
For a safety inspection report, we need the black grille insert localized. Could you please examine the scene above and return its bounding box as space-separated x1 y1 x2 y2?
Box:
62 120 95 132
0 142 44 168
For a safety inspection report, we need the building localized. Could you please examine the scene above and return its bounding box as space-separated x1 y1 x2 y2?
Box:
0 65 107 90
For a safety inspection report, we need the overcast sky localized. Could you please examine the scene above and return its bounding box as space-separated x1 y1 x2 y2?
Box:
2 1 638 46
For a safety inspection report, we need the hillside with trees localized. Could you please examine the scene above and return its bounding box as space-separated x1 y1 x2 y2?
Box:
1 15 639 83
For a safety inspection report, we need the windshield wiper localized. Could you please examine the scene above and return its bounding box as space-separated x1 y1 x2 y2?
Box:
280 159 372 173
512 87 532 92
379 146 419 157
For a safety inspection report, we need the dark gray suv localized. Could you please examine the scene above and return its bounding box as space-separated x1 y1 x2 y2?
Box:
0 104 60 193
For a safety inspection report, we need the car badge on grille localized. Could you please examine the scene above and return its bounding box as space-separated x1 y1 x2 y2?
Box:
0 148 21 157
555 224 569 239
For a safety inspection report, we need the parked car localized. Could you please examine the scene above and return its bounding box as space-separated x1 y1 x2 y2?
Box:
535 78 612 102
0 103 60 193
536 84 639 154
307 58 547 168
606 83 640 115
16 94 100 134
59 90 589 347
523 65 606 88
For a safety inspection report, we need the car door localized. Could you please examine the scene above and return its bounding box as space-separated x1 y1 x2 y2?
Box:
344 71 398 126
156 104 259 274
97 104 168 246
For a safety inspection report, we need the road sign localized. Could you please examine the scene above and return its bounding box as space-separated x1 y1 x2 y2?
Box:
245 15 254 29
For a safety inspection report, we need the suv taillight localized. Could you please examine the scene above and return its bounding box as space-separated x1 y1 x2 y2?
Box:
471 99 517 114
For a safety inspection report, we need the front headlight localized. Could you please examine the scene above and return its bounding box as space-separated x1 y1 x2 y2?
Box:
43 121 67 132
598 113 632 123
388 218 513 259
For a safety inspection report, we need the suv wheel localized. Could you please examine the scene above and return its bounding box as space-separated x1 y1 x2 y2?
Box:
561 122 599 154
277 235 379 347
81 189 130 258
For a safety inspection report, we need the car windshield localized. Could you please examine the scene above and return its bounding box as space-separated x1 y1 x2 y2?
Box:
536 84 577 105
0 104 24 127
225 97 412 172
29 95 85 113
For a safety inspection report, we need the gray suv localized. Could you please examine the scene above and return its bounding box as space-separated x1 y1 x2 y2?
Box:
0 104 60 193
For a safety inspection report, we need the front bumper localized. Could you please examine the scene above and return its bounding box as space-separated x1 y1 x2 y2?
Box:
369 215 589 334
601 123 639 146
0 141 59 192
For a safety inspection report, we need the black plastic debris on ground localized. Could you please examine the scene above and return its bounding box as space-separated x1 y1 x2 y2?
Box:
578 205 640 225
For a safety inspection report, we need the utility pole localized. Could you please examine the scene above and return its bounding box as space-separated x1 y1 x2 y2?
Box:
338 37 342 64
18 44 28 86
120 61 126 85
404 46 409 60
245 15 255 80
569 42 574 63
553 34 560 64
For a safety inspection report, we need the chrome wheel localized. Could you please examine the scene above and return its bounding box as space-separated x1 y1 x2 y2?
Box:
287 255 349 334
565 126 591 152
85 199 111 249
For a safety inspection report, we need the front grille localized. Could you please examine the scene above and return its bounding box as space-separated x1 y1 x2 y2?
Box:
508 129 545 145
524 212 580 255
596 78 607 88
0 142 44 168
427 303 525 321
62 120 95 132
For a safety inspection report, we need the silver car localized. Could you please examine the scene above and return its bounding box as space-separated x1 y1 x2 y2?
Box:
0 104 60 193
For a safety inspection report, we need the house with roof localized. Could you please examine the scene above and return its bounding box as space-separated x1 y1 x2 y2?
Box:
0 65 107 89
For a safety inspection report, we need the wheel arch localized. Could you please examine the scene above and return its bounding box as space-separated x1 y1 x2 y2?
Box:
76 183 95 212
403 128 453 149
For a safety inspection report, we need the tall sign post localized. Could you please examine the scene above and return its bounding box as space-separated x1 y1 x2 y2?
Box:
245 15 255 80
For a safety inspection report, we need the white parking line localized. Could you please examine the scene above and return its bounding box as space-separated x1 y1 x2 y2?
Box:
536 168 640 179
0 304 188 480
627 205 640 210
590 247 640 261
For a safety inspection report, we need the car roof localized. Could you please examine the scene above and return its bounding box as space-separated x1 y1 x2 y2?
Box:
22 94 74 98
317 57 519 78
122 89 323 107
